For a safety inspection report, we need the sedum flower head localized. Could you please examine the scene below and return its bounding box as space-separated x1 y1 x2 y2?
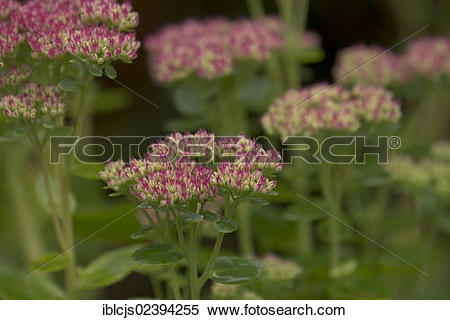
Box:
262 254 302 281
333 44 409 87
385 143 450 198
79 0 139 32
0 65 32 89
0 0 19 20
261 83 401 137
0 4 23 59
145 16 321 83
1 83 66 119
403 37 450 77
99 130 282 208
19 0 140 64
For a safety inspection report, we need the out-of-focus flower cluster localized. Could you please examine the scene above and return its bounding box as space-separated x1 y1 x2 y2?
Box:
210 283 262 300
261 254 302 281
334 37 450 87
145 16 321 83
333 44 409 87
99 130 282 208
0 0 23 59
1 0 141 64
0 83 66 119
0 0 19 20
385 142 450 198
403 37 450 77
261 83 401 136
0 65 32 89
79 0 139 32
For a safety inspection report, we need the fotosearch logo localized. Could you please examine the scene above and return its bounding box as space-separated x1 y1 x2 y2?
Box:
49 135 401 165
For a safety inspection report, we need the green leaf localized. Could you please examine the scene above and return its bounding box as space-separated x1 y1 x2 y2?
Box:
131 243 184 267
179 211 203 224
212 256 263 284
250 196 270 206
60 59 84 80
42 118 56 129
105 64 117 79
130 225 156 240
79 246 140 290
88 64 103 77
236 75 276 112
215 218 238 233
30 252 69 273
202 210 220 222
0 265 65 299
71 161 104 180
172 85 204 116
0 126 30 142
59 78 82 92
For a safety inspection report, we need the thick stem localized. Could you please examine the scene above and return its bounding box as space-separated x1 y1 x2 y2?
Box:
57 161 76 299
319 164 342 273
236 202 255 257
168 267 182 300
4 146 45 262
198 196 231 288
278 0 309 88
188 223 199 299
297 219 313 255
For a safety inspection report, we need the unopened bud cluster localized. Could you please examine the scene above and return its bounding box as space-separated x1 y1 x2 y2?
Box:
1 83 66 119
145 16 321 83
2 0 140 64
99 130 282 208
333 37 450 86
261 83 401 136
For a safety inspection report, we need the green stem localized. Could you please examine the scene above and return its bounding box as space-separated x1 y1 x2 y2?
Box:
278 0 309 88
4 146 46 262
169 267 182 300
73 76 93 138
319 164 342 274
151 278 164 299
198 196 231 288
297 219 313 255
246 0 285 93
57 161 76 299
188 223 199 299
246 0 264 17
236 202 255 257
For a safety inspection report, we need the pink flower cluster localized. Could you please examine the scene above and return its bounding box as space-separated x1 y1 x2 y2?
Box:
0 1 23 59
333 44 409 87
404 37 450 77
79 0 139 32
0 65 32 89
145 17 322 83
261 83 401 136
17 0 140 64
0 0 19 20
334 37 450 86
99 130 282 208
0 83 66 119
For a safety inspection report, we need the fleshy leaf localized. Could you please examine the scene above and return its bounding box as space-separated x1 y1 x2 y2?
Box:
131 243 184 267
212 256 263 284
